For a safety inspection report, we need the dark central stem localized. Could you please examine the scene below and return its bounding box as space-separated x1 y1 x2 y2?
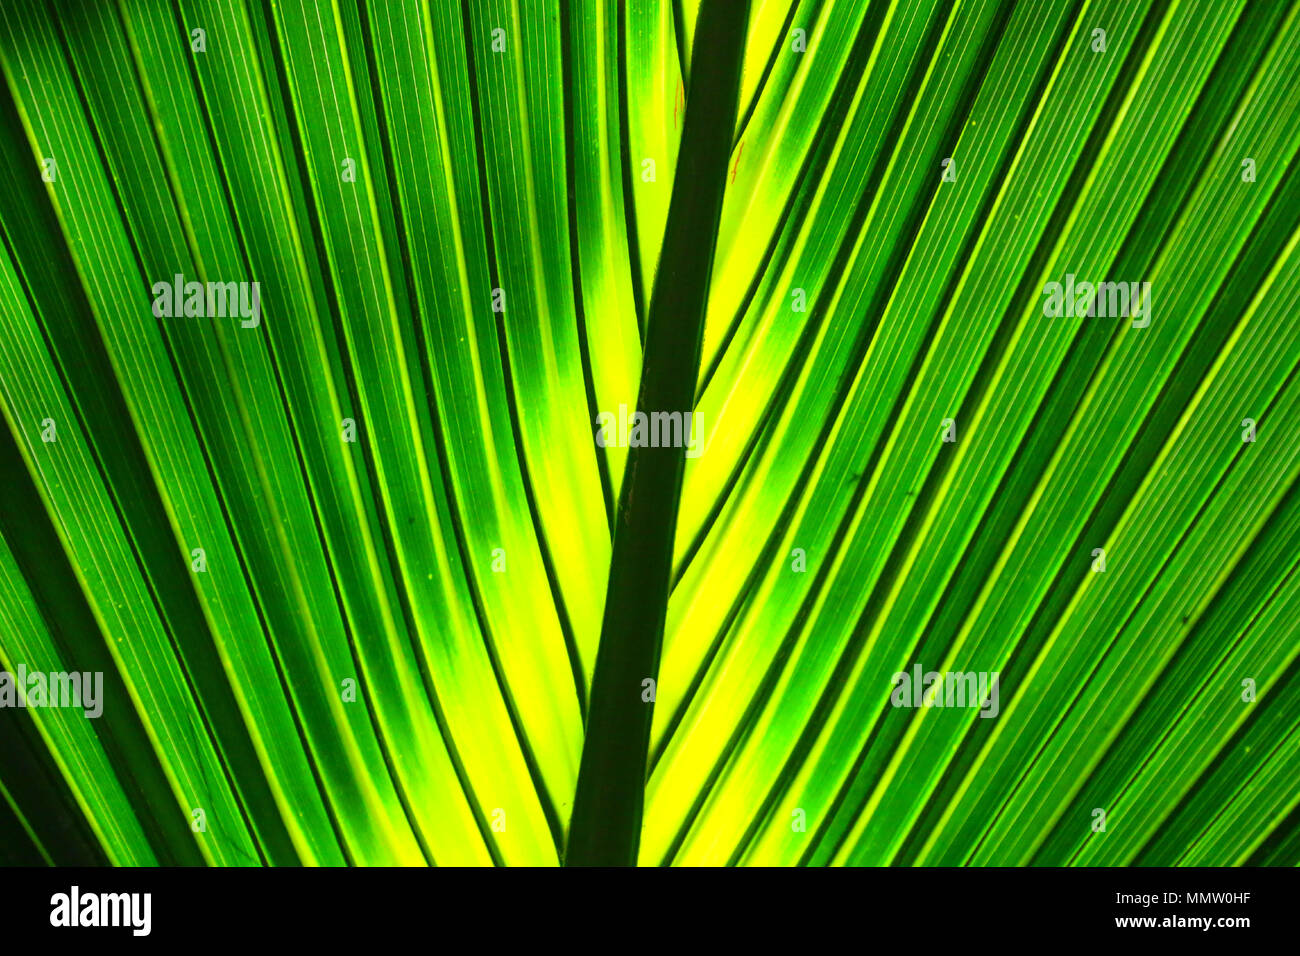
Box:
564 0 750 867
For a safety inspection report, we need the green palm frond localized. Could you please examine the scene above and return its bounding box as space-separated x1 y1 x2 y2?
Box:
0 0 1297 868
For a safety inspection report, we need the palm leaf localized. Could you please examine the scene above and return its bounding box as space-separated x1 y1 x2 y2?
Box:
0 0 1297 868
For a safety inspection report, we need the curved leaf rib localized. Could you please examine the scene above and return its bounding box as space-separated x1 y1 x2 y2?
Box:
565 0 750 867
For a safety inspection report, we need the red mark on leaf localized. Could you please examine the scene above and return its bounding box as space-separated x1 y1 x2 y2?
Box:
730 141 745 184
